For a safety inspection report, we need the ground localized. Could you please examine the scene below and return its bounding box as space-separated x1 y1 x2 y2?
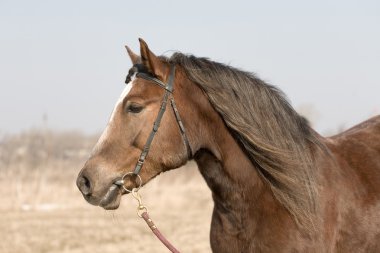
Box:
0 132 213 253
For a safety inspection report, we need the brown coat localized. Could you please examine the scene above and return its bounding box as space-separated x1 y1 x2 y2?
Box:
77 39 380 252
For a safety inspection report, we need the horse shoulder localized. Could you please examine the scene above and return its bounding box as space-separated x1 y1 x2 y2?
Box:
328 115 380 198
321 115 380 252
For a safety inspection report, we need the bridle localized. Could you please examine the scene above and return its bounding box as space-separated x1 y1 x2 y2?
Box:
114 64 192 253
132 64 192 175
117 64 192 189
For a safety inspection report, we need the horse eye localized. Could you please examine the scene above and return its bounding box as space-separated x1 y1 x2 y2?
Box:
126 103 144 113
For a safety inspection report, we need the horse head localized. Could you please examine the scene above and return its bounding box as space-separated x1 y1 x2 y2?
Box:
76 39 205 209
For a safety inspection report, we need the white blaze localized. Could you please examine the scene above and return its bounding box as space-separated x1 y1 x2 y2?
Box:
93 78 135 151
109 81 134 122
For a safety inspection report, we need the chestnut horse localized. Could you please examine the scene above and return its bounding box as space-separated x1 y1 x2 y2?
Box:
77 38 380 252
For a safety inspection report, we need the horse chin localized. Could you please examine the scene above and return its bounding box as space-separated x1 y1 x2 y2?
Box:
98 184 123 210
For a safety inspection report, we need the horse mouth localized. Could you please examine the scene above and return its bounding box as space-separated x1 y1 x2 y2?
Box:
98 183 123 210
78 175 138 210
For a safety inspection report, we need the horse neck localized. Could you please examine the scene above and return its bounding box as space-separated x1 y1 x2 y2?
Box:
183 79 291 236
193 118 296 241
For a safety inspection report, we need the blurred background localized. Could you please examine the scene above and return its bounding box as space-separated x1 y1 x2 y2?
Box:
0 0 379 252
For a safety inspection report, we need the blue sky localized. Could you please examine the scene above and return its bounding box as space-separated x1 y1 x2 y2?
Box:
0 0 379 135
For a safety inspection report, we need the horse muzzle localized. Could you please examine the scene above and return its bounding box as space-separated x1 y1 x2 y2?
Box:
76 169 124 210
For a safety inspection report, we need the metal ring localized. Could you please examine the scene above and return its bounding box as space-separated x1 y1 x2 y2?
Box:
121 172 142 193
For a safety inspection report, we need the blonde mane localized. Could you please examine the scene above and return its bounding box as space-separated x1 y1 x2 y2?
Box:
169 53 326 229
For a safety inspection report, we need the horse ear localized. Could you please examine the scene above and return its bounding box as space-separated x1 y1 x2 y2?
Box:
138 38 166 78
125 45 140 65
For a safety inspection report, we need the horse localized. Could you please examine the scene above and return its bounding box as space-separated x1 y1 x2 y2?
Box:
77 38 380 253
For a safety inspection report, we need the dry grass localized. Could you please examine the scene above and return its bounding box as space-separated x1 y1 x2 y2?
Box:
0 129 213 253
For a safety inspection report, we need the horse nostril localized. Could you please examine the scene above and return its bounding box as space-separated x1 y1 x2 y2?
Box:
77 174 92 196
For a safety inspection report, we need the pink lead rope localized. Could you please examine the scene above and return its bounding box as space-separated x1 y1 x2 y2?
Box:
130 188 181 253
141 212 181 253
